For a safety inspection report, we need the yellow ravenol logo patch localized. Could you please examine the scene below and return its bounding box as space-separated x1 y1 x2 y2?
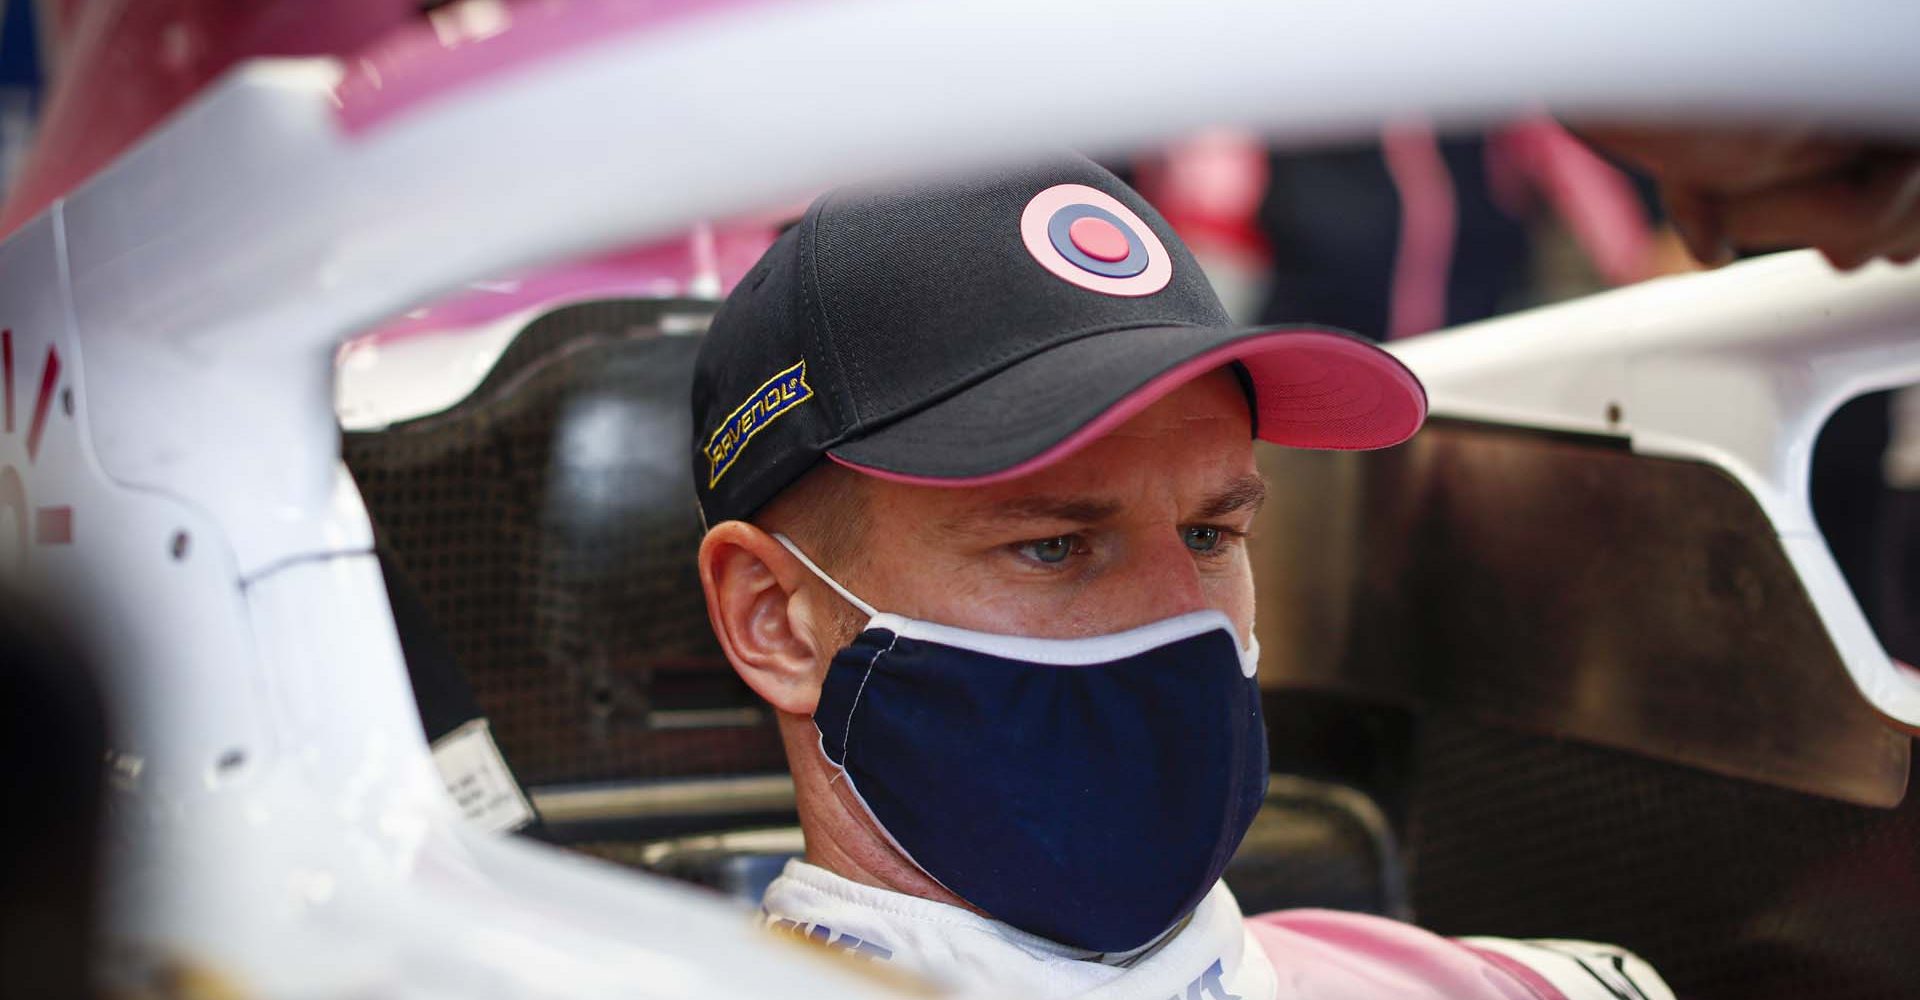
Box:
706 359 813 488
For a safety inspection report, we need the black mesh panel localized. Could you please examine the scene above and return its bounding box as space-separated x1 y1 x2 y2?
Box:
343 301 786 785
1408 717 1920 1000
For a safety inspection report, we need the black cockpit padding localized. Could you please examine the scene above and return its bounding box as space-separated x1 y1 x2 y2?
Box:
344 299 786 790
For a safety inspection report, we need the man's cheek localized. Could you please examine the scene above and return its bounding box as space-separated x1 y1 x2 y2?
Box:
887 565 1036 633
1209 565 1258 637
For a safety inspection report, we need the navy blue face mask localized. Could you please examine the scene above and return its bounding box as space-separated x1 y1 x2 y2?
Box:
776 535 1268 954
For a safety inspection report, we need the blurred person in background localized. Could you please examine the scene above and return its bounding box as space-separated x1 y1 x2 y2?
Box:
1127 119 1685 339
1131 122 1920 338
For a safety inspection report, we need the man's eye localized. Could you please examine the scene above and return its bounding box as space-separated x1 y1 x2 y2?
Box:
1184 526 1223 553
1017 536 1079 564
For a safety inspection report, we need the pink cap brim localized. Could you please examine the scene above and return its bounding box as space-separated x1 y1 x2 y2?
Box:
831 328 1426 488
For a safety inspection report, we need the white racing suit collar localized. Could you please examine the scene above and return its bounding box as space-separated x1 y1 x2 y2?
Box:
760 860 1277 1000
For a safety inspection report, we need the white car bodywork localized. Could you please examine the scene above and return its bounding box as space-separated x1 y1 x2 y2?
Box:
1 1 1918 995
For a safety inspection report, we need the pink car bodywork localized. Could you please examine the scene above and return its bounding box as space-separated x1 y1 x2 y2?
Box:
11 0 765 232
12 0 784 336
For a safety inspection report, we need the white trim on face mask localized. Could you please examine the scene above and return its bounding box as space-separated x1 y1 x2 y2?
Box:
772 533 1260 677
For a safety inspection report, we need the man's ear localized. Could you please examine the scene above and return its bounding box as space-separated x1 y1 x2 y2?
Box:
698 521 835 716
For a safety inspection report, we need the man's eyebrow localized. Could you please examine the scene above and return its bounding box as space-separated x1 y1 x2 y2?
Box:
1193 474 1269 520
939 495 1125 535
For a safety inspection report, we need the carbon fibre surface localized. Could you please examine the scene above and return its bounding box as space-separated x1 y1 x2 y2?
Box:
1251 421 1911 807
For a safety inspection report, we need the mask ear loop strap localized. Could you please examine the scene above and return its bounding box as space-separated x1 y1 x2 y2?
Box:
771 532 880 620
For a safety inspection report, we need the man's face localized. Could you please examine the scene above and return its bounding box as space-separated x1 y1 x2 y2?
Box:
699 365 1269 914
828 368 1263 647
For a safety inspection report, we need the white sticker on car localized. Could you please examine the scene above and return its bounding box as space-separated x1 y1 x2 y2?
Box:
431 718 535 833
1463 936 1677 1000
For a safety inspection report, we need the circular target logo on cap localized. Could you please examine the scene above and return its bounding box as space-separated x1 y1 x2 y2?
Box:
1020 183 1172 296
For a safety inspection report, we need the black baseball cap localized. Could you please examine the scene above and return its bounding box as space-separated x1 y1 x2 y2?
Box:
691 155 1426 526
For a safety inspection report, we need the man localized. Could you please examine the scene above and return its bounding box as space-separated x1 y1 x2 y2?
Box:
691 157 1672 999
